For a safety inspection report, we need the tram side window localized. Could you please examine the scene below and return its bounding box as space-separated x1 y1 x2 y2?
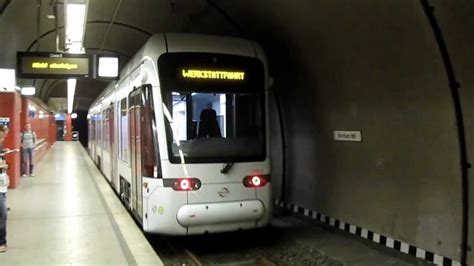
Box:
119 98 129 162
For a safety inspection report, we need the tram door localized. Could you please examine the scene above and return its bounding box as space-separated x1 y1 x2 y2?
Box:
95 116 101 164
129 84 157 220
99 110 105 168
129 88 144 219
108 107 117 188
90 119 95 158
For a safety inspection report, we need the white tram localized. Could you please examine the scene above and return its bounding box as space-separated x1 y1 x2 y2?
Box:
88 33 271 235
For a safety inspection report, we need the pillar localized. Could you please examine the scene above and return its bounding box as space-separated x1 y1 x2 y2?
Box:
65 113 72 141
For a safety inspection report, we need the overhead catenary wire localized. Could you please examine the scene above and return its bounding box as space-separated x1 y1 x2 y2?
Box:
36 0 41 51
208 0 287 202
99 0 122 52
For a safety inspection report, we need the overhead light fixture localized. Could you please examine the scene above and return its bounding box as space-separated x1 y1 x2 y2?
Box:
68 42 84 53
71 113 78 119
65 0 88 114
47 14 55 19
67 78 76 113
0 68 16 92
65 1 88 45
21 86 36 96
97 56 119 78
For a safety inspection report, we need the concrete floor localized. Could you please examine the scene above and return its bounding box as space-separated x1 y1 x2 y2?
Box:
0 142 162 265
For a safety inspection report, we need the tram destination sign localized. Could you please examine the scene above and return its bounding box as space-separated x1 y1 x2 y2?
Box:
180 69 246 81
17 52 92 79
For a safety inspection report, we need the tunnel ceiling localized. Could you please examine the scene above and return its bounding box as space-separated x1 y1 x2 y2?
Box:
0 0 245 111
1 0 472 113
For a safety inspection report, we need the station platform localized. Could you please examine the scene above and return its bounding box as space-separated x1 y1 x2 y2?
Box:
0 142 163 265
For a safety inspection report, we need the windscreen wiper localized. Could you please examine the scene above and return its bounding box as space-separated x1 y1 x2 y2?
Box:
221 162 234 174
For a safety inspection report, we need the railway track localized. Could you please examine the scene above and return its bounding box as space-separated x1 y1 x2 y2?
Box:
146 229 279 265
182 247 277 266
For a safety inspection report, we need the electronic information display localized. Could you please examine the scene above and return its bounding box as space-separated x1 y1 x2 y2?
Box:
181 69 246 80
17 52 92 79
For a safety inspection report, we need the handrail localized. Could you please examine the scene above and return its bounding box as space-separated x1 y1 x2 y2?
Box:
21 138 48 151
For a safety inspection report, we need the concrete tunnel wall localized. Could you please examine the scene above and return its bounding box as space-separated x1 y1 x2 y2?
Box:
432 1 474 263
185 0 474 262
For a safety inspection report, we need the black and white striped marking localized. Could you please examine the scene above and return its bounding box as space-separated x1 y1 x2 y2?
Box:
274 199 460 266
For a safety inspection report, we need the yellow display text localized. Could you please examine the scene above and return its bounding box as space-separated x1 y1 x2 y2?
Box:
31 62 79 70
182 69 245 80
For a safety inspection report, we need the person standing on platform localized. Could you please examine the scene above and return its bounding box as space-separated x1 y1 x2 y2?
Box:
0 125 10 252
21 123 36 177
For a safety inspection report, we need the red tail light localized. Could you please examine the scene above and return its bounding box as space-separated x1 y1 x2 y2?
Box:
172 178 201 191
243 174 269 187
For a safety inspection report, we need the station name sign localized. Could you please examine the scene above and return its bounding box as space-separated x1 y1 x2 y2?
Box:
17 52 92 79
334 130 362 142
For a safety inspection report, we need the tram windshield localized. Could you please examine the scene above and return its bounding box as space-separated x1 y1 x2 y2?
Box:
162 91 266 163
158 52 267 164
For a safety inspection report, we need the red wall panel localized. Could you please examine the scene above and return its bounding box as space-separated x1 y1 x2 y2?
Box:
19 97 57 177
0 94 56 188
0 92 22 188
22 97 52 141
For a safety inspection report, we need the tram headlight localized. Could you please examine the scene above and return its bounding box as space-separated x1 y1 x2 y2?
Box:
179 179 190 190
243 174 270 188
252 176 261 186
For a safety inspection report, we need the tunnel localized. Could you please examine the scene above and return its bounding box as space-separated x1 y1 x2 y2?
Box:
0 1 473 265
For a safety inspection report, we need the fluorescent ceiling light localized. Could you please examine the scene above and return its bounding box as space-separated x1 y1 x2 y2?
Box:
71 113 78 119
65 3 86 43
21 87 36 96
67 79 77 113
98 57 119 77
68 42 84 53
0 68 16 92
47 14 55 19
